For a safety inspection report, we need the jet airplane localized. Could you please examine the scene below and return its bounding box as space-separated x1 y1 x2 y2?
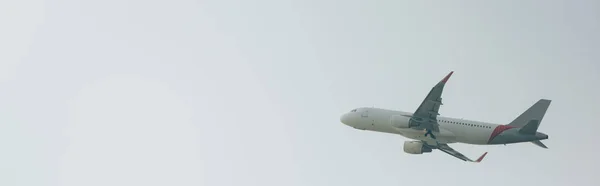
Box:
340 71 550 162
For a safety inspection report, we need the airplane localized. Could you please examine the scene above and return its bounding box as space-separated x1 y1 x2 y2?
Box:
339 71 551 163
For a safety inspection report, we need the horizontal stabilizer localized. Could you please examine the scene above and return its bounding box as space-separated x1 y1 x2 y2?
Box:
531 140 548 149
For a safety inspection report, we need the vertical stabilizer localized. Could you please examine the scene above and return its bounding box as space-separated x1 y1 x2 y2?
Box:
519 120 540 134
508 99 551 128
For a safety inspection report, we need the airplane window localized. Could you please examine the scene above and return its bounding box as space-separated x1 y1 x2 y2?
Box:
351 109 357 112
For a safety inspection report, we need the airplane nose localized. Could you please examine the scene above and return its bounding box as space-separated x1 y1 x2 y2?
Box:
340 113 351 125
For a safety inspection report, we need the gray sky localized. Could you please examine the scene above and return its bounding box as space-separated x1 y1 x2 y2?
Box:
2 0 599 185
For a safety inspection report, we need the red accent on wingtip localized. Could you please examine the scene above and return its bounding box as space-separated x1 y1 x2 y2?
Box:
441 71 454 83
476 152 488 162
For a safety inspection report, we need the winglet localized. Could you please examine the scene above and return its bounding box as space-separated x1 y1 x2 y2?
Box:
475 152 488 163
441 71 454 83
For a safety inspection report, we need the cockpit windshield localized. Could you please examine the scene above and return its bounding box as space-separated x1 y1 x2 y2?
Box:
350 109 357 112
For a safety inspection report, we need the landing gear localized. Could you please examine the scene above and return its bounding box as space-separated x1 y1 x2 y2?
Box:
423 129 441 147
424 129 436 139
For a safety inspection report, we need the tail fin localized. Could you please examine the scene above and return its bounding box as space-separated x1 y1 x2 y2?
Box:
508 99 551 128
518 119 540 134
509 99 551 149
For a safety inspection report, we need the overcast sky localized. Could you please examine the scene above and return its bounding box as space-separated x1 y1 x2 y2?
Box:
1 0 599 186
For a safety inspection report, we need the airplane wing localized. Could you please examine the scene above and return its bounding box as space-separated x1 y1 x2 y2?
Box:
410 71 454 133
437 144 488 162
424 143 488 162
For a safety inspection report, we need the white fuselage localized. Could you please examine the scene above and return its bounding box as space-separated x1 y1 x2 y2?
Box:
340 107 503 145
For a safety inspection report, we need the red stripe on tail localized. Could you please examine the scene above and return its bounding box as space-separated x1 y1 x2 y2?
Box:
487 125 514 143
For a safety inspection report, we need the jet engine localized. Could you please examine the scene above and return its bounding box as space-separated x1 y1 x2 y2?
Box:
390 115 411 128
403 141 433 154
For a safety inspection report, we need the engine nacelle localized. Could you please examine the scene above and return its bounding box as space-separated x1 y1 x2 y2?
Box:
390 115 411 128
403 141 433 154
